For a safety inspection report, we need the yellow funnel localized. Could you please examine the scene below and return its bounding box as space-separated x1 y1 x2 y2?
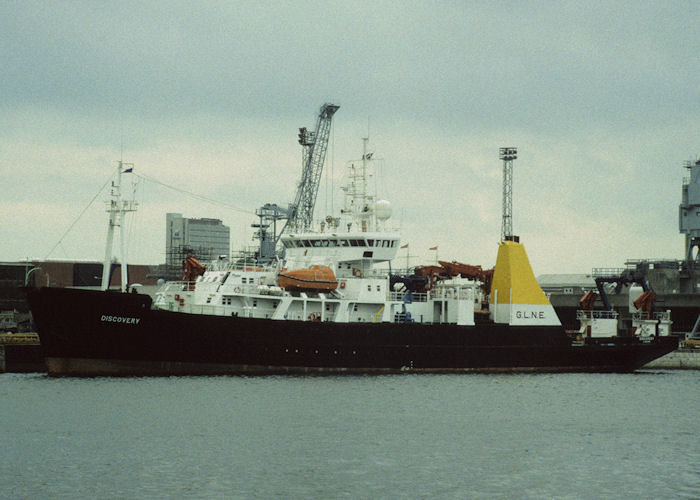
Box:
489 240 560 326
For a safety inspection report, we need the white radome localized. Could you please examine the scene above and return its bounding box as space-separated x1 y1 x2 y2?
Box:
375 199 392 221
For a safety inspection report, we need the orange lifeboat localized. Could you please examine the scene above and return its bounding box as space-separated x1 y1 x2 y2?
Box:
278 265 338 292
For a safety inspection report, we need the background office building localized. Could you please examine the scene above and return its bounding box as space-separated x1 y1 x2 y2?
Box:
166 213 230 267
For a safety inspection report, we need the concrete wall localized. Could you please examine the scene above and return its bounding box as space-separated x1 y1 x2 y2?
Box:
644 349 700 369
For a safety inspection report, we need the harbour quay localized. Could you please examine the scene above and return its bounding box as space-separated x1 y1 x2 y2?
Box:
0 333 43 373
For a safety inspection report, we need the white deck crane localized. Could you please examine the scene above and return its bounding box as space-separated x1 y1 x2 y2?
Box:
252 103 339 263
288 103 339 232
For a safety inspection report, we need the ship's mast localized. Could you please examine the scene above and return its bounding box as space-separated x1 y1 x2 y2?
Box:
359 136 373 232
341 137 377 232
101 161 138 291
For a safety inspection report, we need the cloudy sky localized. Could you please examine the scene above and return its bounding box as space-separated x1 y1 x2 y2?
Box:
2 1 698 274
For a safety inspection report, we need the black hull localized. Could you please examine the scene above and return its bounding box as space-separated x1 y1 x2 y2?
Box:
27 287 679 376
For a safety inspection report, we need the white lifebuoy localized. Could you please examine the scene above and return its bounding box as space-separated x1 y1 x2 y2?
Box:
234 286 241 293
308 312 318 321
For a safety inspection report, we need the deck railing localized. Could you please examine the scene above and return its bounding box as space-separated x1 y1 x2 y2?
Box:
576 309 619 320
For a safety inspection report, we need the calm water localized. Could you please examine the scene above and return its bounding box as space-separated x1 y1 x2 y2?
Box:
1 371 699 499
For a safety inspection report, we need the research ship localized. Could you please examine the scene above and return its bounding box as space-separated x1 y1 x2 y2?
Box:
26 108 679 376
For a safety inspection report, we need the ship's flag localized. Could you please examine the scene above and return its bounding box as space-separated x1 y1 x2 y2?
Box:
400 244 408 249
429 246 438 250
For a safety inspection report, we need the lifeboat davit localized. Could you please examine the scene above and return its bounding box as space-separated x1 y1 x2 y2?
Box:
278 265 338 292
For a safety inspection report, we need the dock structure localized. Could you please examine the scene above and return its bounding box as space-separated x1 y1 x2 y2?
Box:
644 345 700 369
0 333 43 373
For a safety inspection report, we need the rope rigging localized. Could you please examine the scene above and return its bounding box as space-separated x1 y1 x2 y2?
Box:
44 166 254 259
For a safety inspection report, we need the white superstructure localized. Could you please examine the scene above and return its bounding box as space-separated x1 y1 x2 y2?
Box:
153 139 483 326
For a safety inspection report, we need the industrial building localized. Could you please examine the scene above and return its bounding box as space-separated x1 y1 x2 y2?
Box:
165 213 230 267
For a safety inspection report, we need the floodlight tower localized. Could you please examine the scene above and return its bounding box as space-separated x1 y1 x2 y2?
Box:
499 147 518 242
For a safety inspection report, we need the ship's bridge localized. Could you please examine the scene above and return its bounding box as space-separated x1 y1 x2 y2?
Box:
280 231 401 271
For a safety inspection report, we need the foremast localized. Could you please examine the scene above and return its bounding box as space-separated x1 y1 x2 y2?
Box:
101 161 138 291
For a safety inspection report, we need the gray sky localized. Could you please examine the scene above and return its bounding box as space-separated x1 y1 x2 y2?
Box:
2 1 698 274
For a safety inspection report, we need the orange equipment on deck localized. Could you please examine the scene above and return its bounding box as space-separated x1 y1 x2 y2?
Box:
633 290 658 313
183 255 206 290
278 265 338 292
579 290 597 310
412 260 494 295
438 260 494 295
413 265 447 291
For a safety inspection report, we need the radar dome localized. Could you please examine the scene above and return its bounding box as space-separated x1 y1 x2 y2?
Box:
375 199 392 221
